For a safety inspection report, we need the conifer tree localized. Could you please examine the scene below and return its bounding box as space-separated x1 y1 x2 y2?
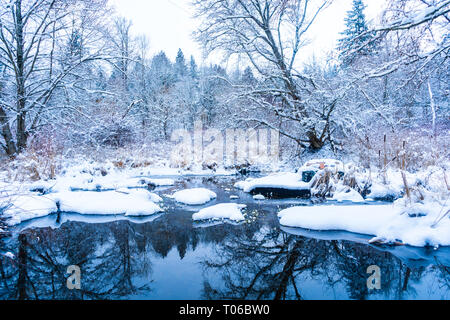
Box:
338 0 374 64
175 49 187 78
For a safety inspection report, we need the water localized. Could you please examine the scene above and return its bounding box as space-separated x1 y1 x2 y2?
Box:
0 176 449 300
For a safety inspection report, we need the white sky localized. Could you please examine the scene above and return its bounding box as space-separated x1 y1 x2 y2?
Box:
111 0 387 66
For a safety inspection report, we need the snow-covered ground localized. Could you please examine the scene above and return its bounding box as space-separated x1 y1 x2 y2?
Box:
0 158 239 225
1 156 449 249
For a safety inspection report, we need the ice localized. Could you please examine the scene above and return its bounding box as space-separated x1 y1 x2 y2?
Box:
172 188 217 205
193 203 246 221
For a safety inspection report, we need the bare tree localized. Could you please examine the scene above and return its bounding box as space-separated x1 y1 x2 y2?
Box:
0 0 109 156
193 0 335 150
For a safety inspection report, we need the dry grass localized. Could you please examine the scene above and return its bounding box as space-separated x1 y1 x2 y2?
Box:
346 129 449 171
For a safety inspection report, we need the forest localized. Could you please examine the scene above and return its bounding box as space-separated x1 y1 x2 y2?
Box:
0 0 447 169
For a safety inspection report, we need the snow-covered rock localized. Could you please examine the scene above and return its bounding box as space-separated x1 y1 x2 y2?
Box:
193 203 246 221
172 188 217 205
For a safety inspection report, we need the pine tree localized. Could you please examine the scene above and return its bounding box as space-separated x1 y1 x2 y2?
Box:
338 0 374 64
241 66 256 85
175 48 187 78
189 55 199 80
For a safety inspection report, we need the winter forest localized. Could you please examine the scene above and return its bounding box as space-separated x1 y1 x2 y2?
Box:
0 0 447 164
0 0 449 301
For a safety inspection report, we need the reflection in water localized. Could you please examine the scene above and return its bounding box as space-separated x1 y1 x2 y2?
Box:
0 176 449 300
0 210 448 300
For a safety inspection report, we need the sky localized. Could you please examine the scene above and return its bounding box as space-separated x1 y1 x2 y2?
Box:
111 0 387 67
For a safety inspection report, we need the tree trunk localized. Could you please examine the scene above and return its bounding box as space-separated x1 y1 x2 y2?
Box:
17 233 28 300
15 0 28 153
307 131 324 150
0 106 17 155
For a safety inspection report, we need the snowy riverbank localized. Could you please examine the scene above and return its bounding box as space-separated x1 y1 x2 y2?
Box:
1 157 449 249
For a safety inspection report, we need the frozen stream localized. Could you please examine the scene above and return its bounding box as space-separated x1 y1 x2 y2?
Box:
0 175 449 300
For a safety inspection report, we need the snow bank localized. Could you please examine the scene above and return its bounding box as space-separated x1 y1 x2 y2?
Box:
278 203 450 247
2 188 165 225
3 195 58 225
193 203 246 222
116 188 163 203
235 173 309 193
172 188 217 205
50 190 163 216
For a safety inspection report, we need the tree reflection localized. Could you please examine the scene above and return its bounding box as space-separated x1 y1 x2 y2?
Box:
201 227 445 300
0 221 152 300
0 208 448 300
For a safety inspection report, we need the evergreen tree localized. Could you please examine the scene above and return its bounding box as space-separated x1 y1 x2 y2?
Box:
338 0 374 64
175 48 187 78
189 55 199 80
241 66 256 85
151 51 174 88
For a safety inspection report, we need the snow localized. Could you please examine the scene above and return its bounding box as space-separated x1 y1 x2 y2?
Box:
298 159 344 172
50 190 163 216
3 195 58 225
331 186 365 202
367 182 401 200
235 172 309 193
3 252 15 259
278 203 450 247
2 188 164 225
253 194 266 200
193 203 246 222
115 188 163 203
172 188 217 205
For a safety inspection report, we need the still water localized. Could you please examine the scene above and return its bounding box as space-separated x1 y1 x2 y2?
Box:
0 176 449 300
